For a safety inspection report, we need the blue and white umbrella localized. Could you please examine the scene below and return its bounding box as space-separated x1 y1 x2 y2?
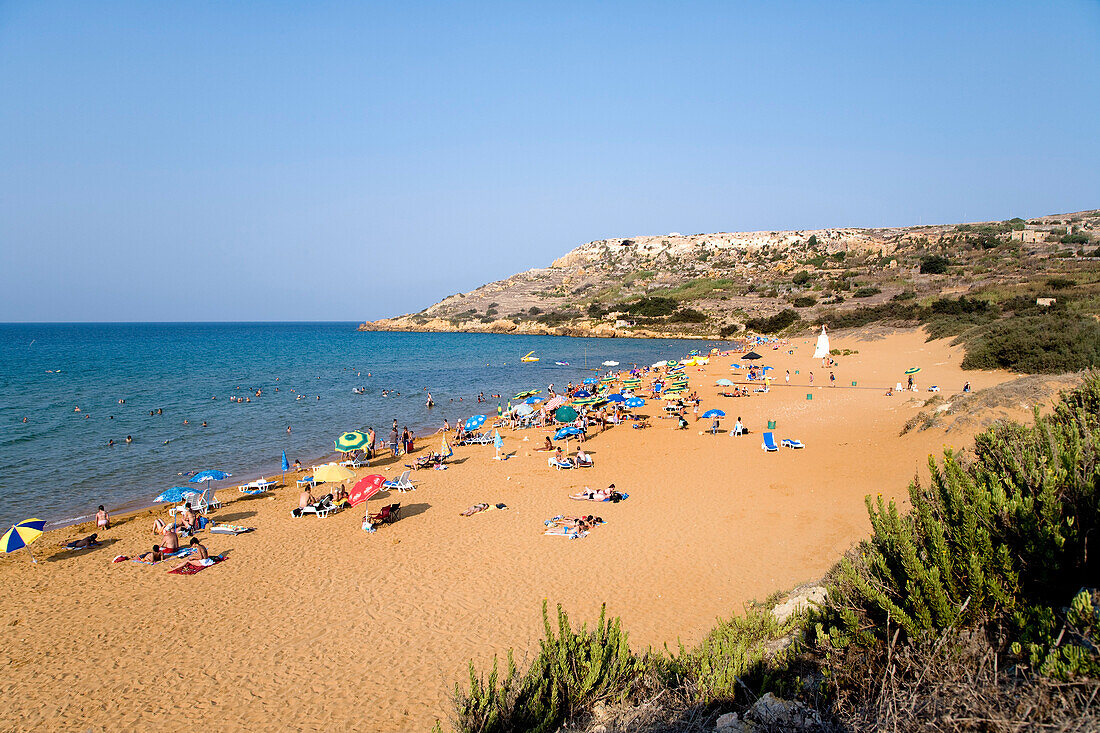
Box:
702 409 726 419
573 390 592 398
605 393 626 403
493 430 504 449
156 486 200 504
554 426 583 440
189 469 231 484
514 403 534 417
465 414 487 431
524 396 542 404
624 397 646 408
716 379 734 386
582 377 599 385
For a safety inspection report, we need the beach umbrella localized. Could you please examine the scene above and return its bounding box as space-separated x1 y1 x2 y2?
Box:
440 436 453 459
464 414 487 431
573 390 592 398
582 377 599 385
513 389 541 400
349 474 385 507
667 360 679 367
716 379 734 386
904 367 921 375
524 396 541 404
493 430 504 458
554 426 583 440
605 393 626 403
281 449 290 486
554 405 578 423
189 469 231 484
335 430 369 452
624 397 646 408
651 360 668 368
155 486 199 504
702 409 725 419
313 462 355 483
741 352 763 360
572 397 598 407
544 395 567 411
514 403 534 417
599 376 615 383
2 518 47 563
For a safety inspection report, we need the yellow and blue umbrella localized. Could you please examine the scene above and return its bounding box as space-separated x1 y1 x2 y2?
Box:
335 431 369 452
904 367 921 375
2 518 47 563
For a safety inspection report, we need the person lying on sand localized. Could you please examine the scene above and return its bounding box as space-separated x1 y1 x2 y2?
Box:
63 533 99 549
461 503 490 516
138 545 166 563
173 538 215 571
570 487 611 501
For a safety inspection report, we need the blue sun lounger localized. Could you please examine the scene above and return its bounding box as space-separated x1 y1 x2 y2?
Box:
781 438 805 449
761 432 779 452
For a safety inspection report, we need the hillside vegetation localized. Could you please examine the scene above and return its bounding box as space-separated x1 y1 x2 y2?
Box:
361 209 1100 373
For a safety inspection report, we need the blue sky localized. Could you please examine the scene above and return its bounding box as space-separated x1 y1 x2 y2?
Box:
1 1 1097 322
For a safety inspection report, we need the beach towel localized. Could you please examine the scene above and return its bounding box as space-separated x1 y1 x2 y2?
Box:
167 555 226 575
209 524 254 535
570 493 628 503
130 548 195 565
543 525 587 539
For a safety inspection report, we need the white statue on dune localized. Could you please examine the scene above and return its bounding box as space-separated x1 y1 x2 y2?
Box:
813 324 830 362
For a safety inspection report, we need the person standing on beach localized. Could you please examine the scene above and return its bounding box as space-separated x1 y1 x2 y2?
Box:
809 371 814 385
830 372 836 387
785 370 790 385
390 425 400 457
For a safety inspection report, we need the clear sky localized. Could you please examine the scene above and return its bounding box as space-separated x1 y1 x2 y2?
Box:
1 1 1098 322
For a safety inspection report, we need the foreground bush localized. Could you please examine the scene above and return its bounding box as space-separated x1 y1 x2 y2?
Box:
959 312 1100 372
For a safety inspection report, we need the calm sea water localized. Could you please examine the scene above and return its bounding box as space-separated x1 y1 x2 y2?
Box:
0 323 716 528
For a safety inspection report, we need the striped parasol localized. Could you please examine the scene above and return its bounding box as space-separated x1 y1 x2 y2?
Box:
335 431 369 452
2 518 47 563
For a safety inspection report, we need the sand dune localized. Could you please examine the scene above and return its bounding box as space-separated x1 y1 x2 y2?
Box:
0 329 1044 731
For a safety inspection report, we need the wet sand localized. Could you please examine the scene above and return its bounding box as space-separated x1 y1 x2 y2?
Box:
0 329 1034 731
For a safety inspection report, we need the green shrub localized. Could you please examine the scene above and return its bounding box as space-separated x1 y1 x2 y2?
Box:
1061 233 1089 245
669 308 707 323
792 271 812 286
792 296 817 308
853 287 881 298
920 255 950 274
1046 277 1076 290
719 323 742 337
454 603 650 733
959 313 1100 372
620 297 678 318
822 374 1100 657
674 609 800 703
745 309 800 334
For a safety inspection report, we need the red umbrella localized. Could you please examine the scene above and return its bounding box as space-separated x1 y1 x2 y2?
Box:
349 474 385 507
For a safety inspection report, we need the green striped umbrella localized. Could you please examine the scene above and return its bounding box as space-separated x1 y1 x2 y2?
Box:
572 397 599 407
335 431 369 452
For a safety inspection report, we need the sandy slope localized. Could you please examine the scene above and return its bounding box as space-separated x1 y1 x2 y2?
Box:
0 329 1042 732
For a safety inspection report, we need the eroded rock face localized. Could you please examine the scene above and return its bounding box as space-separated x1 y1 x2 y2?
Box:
772 586 828 624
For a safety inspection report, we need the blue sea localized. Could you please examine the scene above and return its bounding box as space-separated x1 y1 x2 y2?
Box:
0 323 717 528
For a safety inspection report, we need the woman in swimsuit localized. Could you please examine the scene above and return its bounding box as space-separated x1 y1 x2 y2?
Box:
96 505 110 529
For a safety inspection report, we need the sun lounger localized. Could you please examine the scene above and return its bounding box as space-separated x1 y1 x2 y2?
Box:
548 457 574 470
382 470 415 492
781 438 805 449
293 496 340 518
761 432 779 452
339 455 367 468
296 477 316 489
193 487 220 513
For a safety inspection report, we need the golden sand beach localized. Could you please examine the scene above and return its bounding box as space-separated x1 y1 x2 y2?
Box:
1 328 1049 731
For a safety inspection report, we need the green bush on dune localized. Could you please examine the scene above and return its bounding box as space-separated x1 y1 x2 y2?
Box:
453 375 1100 731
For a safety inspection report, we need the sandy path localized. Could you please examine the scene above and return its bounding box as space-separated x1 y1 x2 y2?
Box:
0 329 1027 731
